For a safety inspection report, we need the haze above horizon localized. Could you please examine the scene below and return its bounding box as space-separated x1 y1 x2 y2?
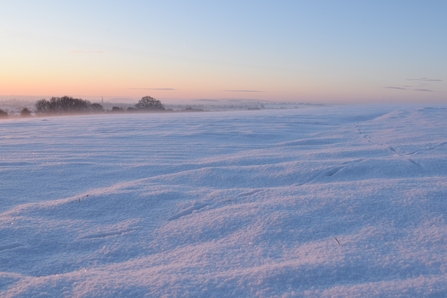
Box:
1 1 446 103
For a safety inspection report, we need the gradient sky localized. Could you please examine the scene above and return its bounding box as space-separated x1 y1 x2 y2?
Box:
1 1 446 103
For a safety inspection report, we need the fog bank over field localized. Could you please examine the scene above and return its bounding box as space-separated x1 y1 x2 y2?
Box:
0 96 322 115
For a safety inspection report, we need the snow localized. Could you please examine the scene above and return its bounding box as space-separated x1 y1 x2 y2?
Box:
1 105 447 297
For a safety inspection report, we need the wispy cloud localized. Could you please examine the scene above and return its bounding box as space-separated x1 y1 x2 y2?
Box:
71 50 106 54
128 88 176 91
413 88 433 92
384 86 406 90
385 77 442 93
224 90 263 93
407 77 442 82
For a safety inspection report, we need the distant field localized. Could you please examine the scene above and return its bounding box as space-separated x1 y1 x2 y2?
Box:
1 105 447 297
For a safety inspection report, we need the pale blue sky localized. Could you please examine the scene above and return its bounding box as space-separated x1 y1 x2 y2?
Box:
1 1 446 102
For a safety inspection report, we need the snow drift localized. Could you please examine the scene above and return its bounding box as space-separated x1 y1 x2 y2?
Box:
1 105 446 297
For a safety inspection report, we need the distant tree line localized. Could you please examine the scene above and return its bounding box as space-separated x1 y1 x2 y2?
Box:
35 95 166 115
115 96 166 113
35 96 101 114
0 108 32 118
135 96 165 110
0 96 166 118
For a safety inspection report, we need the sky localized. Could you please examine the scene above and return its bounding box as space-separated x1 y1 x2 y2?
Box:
1 1 446 103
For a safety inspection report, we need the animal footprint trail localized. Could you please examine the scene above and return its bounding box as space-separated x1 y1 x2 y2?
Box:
324 166 343 177
408 159 422 168
0 243 24 252
168 202 208 221
355 124 373 144
239 189 263 197
79 229 134 239
389 146 397 153
406 141 447 156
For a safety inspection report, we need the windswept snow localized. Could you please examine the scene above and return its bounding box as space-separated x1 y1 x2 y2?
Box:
1 105 447 297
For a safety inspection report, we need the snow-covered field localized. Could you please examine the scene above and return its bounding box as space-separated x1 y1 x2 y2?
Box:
1 105 447 297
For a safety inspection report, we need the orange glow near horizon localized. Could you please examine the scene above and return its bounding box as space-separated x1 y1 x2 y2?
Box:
1 1 446 104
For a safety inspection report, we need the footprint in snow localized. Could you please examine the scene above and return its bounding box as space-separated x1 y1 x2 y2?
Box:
239 189 262 197
0 243 24 252
325 167 343 177
168 202 208 221
79 229 134 240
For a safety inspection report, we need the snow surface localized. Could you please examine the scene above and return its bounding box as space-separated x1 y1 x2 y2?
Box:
1 105 447 297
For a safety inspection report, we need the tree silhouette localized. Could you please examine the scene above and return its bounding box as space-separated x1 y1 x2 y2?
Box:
35 96 93 114
57 96 90 113
135 96 165 110
111 106 124 112
21 108 32 116
90 103 104 112
0 109 7 118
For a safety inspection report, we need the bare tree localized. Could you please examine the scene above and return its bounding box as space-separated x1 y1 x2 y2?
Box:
35 99 51 114
90 103 104 112
35 96 91 114
21 108 32 116
135 96 165 110
111 106 124 112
